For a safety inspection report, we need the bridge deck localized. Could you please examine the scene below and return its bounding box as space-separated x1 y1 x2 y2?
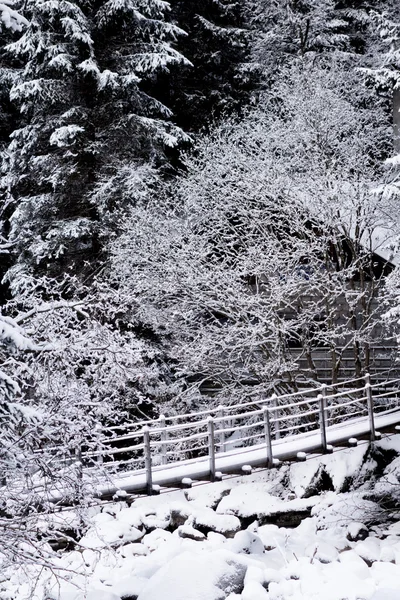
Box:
96 407 400 498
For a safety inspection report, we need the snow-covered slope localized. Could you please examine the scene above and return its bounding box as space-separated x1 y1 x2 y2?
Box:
2 437 400 600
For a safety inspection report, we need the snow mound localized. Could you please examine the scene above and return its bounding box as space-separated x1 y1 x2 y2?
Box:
137 550 246 600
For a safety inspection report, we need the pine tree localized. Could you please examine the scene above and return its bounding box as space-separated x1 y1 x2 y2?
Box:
0 0 189 454
246 0 372 82
154 0 255 132
1 0 189 295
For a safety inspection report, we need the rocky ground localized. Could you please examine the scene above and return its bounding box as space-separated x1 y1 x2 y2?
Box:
2 435 400 600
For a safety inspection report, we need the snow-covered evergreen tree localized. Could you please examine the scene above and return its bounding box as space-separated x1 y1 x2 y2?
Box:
1 0 189 293
0 1 188 497
155 0 255 132
246 0 371 83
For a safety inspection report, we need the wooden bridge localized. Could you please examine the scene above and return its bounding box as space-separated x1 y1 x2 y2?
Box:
40 373 400 503
61 372 400 501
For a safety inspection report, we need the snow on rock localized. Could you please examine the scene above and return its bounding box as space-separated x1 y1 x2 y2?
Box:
178 524 207 541
354 537 381 564
216 484 283 518
375 435 400 455
226 530 264 555
339 549 371 579
168 501 241 537
137 550 246 600
193 509 241 537
289 445 369 497
142 528 172 551
305 540 339 563
80 519 143 549
241 580 269 600
347 521 369 542
216 483 318 526
257 523 286 550
374 455 400 500
184 482 233 509
170 501 192 527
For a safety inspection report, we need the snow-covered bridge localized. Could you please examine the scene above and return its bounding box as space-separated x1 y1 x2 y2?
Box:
74 373 400 500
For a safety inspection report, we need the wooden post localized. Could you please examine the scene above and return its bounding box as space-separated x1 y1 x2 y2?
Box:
318 387 327 453
159 415 168 465
218 405 226 453
263 407 273 467
364 372 376 442
271 394 280 440
208 417 216 481
143 426 153 495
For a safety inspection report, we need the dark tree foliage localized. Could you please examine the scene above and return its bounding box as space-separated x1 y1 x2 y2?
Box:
153 0 256 132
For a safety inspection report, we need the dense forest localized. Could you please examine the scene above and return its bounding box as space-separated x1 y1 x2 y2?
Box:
0 0 400 562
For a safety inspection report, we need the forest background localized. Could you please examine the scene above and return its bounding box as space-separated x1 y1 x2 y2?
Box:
0 0 400 562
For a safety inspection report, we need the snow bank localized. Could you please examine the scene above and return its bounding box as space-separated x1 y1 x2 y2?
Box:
3 434 400 600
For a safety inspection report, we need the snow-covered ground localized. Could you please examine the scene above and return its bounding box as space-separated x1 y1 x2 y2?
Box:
2 436 400 600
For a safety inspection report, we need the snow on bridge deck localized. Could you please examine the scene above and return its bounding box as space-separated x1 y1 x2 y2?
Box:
90 374 400 499
97 407 400 498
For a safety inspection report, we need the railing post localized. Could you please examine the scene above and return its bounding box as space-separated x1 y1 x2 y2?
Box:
364 372 376 442
159 415 168 465
263 407 273 467
143 426 153 495
271 393 280 440
319 385 327 453
218 405 226 452
208 417 216 480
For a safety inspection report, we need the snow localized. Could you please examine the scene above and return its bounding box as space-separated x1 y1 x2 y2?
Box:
93 410 400 498
4 435 400 600
138 550 246 600
0 1 28 32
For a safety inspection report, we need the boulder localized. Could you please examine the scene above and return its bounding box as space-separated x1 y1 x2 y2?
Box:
137 550 246 600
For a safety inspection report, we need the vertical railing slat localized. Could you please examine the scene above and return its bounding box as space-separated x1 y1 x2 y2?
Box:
365 372 376 442
208 417 216 480
218 406 226 453
263 407 273 467
271 393 280 440
143 426 153 495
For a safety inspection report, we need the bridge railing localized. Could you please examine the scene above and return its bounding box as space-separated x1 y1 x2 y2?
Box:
74 373 400 492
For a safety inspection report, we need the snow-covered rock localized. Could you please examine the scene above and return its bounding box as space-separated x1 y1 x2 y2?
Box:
80 519 143 549
137 550 246 600
226 531 264 555
216 484 318 526
347 521 369 542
